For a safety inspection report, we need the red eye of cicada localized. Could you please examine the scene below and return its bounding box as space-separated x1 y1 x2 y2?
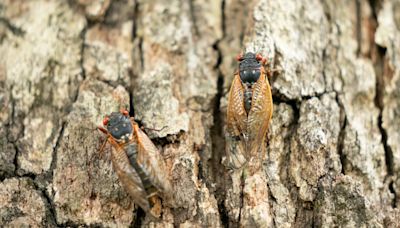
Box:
236 53 244 61
103 117 109 126
256 53 263 61
122 109 129 116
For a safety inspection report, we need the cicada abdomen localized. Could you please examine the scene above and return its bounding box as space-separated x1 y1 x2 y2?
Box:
225 52 273 171
98 110 172 217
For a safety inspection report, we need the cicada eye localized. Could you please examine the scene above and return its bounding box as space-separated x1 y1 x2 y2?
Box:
103 117 109 126
236 53 244 61
262 58 267 65
122 110 129 116
256 53 263 61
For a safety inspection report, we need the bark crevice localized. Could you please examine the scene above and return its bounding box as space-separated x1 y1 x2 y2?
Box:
373 45 396 208
210 0 230 226
336 93 347 175
368 0 397 208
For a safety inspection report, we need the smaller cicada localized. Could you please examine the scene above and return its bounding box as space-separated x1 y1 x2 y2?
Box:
225 52 273 171
98 110 172 217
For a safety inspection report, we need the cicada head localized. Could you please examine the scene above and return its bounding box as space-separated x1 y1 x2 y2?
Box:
237 52 266 84
103 110 133 142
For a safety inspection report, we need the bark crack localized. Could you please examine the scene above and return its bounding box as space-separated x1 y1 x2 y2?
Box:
335 93 347 175
132 1 144 71
273 87 330 103
211 28 229 228
374 45 396 208
129 0 141 119
131 207 145 228
46 122 66 180
367 0 397 208
37 182 58 227
238 172 245 225
210 0 229 226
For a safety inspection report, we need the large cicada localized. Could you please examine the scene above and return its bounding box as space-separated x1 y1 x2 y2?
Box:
225 52 273 171
98 110 172 217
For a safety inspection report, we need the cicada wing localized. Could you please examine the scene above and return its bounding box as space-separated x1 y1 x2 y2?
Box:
133 124 172 198
225 74 249 169
110 145 151 212
224 135 247 169
227 74 247 136
247 71 273 159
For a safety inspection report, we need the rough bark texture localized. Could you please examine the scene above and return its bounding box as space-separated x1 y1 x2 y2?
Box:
0 0 399 227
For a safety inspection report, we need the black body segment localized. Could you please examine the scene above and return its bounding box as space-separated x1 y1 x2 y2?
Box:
126 143 158 197
239 52 262 84
243 84 253 114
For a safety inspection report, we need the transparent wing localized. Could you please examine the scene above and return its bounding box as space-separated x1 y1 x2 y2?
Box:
225 74 249 169
224 135 247 169
226 74 247 136
247 70 273 159
133 124 172 198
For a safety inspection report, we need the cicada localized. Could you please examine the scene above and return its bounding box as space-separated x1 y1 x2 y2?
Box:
225 52 273 170
98 110 172 217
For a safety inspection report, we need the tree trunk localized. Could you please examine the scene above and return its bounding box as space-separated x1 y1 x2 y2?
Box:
1 0 399 227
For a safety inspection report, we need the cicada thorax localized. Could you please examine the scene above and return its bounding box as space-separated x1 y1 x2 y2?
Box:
225 52 273 171
100 111 171 217
239 53 263 115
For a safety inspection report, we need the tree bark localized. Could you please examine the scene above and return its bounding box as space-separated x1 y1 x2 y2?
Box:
0 0 399 227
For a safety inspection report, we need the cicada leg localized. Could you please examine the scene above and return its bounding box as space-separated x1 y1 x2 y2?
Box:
97 126 109 159
261 56 283 78
268 67 283 77
98 138 109 159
